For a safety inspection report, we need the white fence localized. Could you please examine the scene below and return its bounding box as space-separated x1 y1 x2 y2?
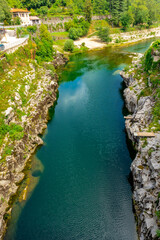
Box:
3 36 29 54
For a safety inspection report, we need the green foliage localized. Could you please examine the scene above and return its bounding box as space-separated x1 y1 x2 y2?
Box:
6 0 22 8
5 0 160 28
156 211 160 219
37 6 48 16
157 229 160 237
0 0 11 24
29 8 38 16
120 11 133 30
64 20 75 31
0 117 24 150
131 39 160 133
93 0 109 15
65 17 90 40
35 23 54 62
48 6 63 15
124 65 129 72
0 117 9 143
64 39 74 52
144 40 160 71
97 27 111 43
84 0 92 23
16 27 28 38
9 123 24 141
12 16 21 25
27 25 37 34
69 27 79 40
20 0 51 10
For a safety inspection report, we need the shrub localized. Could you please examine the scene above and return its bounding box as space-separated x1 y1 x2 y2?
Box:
120 11 134 30
157 229 160 238
16 27 28 38
65 17 90 40
77 28 83 37
64 20 75 31
27 25 37 34
97 27 112 43
64 39 74 52
69 28 79 40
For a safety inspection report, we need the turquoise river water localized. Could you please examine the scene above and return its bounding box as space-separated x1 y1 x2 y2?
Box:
5 38 156 240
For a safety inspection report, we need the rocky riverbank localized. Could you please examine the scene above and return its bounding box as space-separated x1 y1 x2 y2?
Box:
121 47 160 239
75 27 160 50
0 53 67 239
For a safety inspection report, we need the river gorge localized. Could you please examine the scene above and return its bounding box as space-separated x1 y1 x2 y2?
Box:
4 39 157 240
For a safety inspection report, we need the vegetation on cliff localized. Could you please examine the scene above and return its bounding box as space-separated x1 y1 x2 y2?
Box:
122 39 160 239
129 40 160 132
0 24 56 163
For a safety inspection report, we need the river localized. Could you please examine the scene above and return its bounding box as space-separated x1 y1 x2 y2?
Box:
4 38 156 240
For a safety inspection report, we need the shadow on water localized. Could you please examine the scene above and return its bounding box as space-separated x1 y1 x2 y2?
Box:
119 77 137 192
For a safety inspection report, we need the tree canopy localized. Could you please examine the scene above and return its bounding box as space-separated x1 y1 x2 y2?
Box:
3 0 160 27
0 0 11 23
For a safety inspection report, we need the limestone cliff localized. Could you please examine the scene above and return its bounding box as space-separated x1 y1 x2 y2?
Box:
121 41 160 240
0 53 67 239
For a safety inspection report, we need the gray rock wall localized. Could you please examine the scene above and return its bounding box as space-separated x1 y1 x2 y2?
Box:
41 15 107 25
121 56 160 240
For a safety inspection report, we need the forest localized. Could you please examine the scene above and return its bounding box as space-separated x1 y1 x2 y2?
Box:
0 0 160 27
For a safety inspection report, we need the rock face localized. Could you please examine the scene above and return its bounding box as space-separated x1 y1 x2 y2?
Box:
121 56 160 240
0 54 67 239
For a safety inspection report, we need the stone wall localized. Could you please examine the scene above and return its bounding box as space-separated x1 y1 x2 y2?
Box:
41 15 108 25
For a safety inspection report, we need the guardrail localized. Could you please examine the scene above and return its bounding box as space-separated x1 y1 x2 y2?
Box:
2 36 29 54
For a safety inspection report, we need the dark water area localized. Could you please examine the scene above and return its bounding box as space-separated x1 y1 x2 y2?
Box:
5 38 156 240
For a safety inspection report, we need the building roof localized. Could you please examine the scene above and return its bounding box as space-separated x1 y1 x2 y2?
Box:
29 16 40 20
10 8 29 13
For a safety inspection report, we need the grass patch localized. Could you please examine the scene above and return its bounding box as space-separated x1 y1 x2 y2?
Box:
52 31 69 38
53 39 66 52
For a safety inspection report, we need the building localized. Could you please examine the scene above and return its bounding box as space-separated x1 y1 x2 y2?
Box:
29 16 41 25
10 9 30 26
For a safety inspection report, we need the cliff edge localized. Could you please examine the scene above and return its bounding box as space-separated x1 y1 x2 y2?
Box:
121 40 160 240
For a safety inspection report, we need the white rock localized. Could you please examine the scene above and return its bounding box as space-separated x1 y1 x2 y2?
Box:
4 107 13 117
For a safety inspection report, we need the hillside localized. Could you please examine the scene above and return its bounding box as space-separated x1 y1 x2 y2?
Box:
1 0 160 29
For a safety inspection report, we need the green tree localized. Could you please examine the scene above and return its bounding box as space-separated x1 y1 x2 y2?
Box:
130 0 149 25
64 39 74 51
84 0 92 23
111 0 121 26
0 0 11 24
21 0 52 9
93 0 109 14
66 0 74 14
37 6 48 16
35 23 54 62
69 27 79 39
97 27 111 42
120 10 133 30
6 0 22 8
